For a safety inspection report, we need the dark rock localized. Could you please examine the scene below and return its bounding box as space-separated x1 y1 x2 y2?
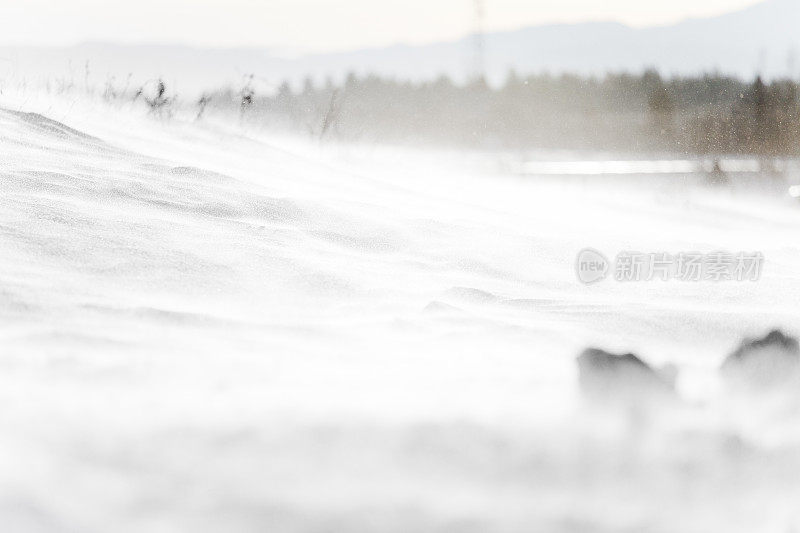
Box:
577 348 676 401
721 329 800 389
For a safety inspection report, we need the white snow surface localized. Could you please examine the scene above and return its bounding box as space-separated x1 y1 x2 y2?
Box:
2 96 800 532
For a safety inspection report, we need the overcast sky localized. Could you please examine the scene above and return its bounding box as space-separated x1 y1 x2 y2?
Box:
0 0 763 52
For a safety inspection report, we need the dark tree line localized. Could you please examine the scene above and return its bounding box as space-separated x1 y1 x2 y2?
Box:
208 70 800 155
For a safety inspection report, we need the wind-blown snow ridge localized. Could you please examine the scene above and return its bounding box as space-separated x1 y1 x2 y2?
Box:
3 104 800 532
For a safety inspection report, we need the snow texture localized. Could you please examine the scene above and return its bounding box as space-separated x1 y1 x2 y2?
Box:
2 96 800 532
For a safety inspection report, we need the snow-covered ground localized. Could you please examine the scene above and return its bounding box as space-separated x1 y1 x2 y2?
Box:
2 96 800 532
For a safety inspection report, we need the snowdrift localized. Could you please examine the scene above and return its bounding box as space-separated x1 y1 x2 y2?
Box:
2 102 800 532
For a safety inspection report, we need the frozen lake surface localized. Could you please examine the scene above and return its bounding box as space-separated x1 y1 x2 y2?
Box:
2 98 800 532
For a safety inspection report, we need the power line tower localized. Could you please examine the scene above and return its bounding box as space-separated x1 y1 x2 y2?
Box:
472 0 486 82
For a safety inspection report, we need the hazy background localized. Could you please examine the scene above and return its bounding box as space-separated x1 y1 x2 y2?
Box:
0 0 765 50
1 0 796 94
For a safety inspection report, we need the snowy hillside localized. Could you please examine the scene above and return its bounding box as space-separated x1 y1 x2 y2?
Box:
3 98 800 532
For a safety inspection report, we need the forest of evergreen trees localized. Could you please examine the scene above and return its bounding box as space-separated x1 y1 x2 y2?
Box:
210 71 800 155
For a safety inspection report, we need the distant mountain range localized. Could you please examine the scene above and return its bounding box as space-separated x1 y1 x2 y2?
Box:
0 0 797 95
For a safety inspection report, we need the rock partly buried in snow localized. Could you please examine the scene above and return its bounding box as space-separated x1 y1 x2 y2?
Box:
577 348 677 402
721 330 800 389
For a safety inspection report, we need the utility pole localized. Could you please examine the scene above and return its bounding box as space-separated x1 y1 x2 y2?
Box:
472 0 486 82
